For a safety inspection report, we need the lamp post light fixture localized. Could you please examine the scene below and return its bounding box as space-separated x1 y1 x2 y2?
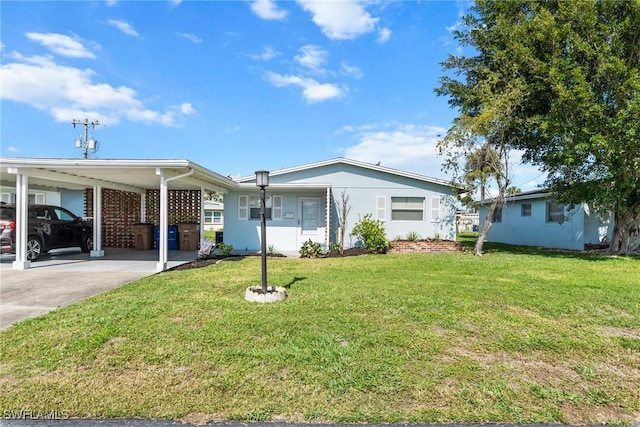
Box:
255 170 270 294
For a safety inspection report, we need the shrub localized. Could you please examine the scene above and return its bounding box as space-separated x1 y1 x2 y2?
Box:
299 239 324 258
351 214 388 254
218 242 233 256
406 231 421 241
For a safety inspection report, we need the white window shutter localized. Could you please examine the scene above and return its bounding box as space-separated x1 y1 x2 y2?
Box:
272 195 283 220
431 196 441 222
376 196 386 221
35 193 46 204
238 195 248 220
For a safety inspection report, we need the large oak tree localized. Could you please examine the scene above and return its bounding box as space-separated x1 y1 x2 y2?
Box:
438 0 640 253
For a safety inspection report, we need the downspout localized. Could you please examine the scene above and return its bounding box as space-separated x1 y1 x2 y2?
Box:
156 168 195 272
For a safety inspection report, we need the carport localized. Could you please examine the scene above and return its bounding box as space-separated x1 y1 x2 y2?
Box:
0 158 238 272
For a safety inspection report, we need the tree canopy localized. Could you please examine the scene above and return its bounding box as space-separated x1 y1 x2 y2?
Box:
437 0 640 253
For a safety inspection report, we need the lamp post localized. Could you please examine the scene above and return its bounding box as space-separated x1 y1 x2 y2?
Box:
255 170 270 294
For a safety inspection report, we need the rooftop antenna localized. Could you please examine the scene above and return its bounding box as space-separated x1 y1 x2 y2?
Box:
72 118 100 159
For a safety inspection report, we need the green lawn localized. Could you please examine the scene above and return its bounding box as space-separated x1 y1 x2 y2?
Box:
1 244 639 424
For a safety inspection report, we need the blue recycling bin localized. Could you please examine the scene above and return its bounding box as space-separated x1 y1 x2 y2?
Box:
154 225 178 250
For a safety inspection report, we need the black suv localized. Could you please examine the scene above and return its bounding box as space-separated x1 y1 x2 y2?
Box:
0 204 93 261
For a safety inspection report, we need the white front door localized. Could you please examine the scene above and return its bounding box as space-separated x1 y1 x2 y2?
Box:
298 197 321 247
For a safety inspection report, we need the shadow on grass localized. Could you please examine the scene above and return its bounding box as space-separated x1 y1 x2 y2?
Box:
456 232 631 262
284 276 306 290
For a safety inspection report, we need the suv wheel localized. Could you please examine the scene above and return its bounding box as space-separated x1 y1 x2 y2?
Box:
81 233 93 253
26 237 43 261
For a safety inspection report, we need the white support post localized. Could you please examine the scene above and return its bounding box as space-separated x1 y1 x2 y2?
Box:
157 171 169 272
12 171 30 270
200 188 205 247
91 186 104 257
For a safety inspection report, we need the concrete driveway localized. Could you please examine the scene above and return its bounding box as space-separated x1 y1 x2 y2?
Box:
0 248 195 330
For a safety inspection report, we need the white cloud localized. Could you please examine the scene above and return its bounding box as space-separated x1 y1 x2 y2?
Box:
26 32 96 59
295 45 328 73
0 53 194 127
106 0 118 6
265 72 344 103
296 0 378 40
107 19 140 38
251 0 288 20
377 27 391 43
339 123 448 178
340 61 363 79
250 45 280 61
177 32 202 43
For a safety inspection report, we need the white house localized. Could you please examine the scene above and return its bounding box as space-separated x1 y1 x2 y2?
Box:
223 158 460 255
478 190 613 250
203 200 224 231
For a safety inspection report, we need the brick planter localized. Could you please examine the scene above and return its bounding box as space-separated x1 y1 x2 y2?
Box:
389 240 466 253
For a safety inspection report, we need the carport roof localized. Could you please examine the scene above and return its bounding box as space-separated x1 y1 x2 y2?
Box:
0 158 239 194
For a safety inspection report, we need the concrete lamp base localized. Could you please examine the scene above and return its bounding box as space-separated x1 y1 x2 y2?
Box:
245 286 287 303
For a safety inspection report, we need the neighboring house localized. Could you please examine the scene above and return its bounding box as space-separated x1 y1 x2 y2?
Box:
224 158 460 255
0 186 85 216
457 210 479 232
203 200 224 231
478 189 613 250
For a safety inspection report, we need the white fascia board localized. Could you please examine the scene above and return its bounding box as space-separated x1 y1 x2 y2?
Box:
7 167 146 194
236 182 332 191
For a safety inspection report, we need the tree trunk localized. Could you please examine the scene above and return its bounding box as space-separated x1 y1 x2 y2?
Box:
610 200 640 253
474 197 501 256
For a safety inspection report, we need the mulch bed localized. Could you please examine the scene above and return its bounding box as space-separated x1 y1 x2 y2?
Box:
169 248 376 271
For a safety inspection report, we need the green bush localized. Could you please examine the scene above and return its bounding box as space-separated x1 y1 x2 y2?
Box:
351 214 388 254
299 239 324 258
218 242 233 256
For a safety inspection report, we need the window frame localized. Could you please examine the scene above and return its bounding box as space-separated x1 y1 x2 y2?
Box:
391 196 425 221
521 203 532 217
491 206 503 223
546 202 565 223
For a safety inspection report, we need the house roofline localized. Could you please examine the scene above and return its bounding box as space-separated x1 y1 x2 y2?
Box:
478 189 549 205
235 157 461 190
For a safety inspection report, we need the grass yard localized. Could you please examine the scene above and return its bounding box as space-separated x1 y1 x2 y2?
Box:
1 244 639 424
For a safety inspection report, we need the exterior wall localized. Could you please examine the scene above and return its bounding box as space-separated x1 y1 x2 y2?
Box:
583 205 613 245
479 197 612 250
60 189 85 216
271 163 457 243
224 189 327 254
225 163 457 254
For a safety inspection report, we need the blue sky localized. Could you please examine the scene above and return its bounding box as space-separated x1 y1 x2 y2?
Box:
1 0 543 190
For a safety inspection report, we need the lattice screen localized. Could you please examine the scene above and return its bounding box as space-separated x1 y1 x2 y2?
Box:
84 188 201 248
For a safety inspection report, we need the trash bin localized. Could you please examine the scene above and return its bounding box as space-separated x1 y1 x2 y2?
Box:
215 231 223 244
178 223 200 251
154 225 179 250
132 223 154 250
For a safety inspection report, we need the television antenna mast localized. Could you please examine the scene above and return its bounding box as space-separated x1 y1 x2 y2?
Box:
72 118 100 159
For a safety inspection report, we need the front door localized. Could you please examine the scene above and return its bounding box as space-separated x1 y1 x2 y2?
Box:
298 197 321 247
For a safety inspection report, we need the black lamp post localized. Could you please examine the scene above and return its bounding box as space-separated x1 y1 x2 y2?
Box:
255 170 270 294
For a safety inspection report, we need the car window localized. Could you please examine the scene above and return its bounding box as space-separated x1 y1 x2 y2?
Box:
53 208 77 222
35 208 51 220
